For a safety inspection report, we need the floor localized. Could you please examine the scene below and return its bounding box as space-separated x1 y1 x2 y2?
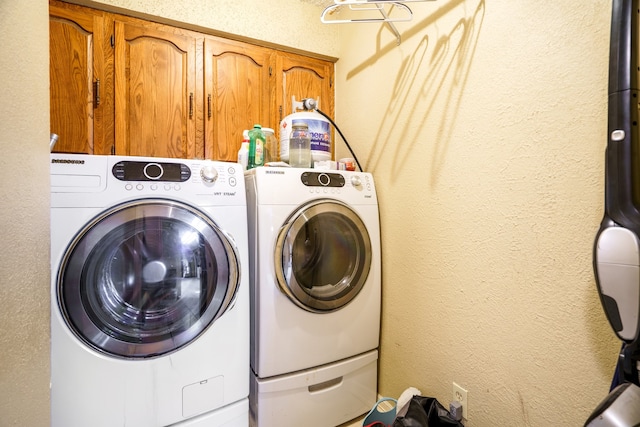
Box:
337 416 364 427
336 397 396 427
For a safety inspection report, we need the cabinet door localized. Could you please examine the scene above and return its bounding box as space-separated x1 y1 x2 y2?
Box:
204 37 272 161
49 1 111 154
114 21 200 159
275 52 334 123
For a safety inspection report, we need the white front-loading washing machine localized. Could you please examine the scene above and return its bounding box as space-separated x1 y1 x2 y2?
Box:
50 154 250 427
244 167 381 427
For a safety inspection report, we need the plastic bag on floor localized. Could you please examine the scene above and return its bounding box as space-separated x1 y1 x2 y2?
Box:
392 395 463 427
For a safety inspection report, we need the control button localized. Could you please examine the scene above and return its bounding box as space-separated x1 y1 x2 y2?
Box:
318 173 330 186
143 163 163 180
200 162 219 183
350 176 362 187
125 184 133 191
180 164 192 182
164 184 172 191
228 166 236 175
229 177 237 187
113 163 126 180
136 184 144 191
150 184 158 191
174 184 181 191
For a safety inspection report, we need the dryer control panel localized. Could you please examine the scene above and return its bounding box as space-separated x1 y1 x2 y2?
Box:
300 172 345 187
112 161 191 182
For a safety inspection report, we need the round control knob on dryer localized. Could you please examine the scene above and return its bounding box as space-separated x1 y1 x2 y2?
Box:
200 163 218 183
350 176 362 187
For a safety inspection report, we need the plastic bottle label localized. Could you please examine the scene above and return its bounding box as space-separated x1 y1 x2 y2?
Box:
280 113 332 162
255 141 264 164
306 120 331 153
248 126 266 168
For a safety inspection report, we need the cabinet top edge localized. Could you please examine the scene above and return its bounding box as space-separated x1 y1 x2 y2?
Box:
52 0 339 63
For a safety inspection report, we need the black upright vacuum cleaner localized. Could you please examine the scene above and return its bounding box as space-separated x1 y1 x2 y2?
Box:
587 0 640 424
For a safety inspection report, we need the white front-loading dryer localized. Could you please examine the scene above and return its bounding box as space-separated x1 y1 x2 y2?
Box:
50 154 250 427
244 167 381 427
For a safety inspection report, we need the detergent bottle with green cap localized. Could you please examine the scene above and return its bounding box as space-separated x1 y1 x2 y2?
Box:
248 124 265 169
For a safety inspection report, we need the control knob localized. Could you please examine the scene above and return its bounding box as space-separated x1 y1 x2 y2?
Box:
200 162 219 183
350 176 362 187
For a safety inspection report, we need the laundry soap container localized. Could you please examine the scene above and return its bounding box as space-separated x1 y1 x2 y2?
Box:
238 130 249 170
248 124 265 169
280 111 331 163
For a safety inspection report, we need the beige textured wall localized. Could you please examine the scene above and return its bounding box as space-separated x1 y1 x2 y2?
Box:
85 0 340 58
0 1 337 425
0 1 51 426
2 0 622 425
335 0 618 425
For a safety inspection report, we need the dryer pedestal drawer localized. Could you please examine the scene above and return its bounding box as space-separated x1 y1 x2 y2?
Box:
176 398 248 426
250 350 378 427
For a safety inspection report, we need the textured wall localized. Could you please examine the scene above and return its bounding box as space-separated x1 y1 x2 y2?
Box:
86 0 340 58
0 1 336 425
0 1 51 426
335 1 618 425
4 0 622 425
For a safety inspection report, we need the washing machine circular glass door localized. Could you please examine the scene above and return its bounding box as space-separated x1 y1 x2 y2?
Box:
274 199 372 312
57 199 239 359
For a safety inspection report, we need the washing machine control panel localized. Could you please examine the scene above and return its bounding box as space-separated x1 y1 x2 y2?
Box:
300 172 345 187
112 161 191 182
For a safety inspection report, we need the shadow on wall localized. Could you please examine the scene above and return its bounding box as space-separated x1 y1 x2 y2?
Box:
346 0 485 184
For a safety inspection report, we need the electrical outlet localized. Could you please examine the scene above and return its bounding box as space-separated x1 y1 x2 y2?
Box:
452 382 468 419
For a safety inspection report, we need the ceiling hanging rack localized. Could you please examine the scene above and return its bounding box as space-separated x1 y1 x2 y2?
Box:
320 0 437 45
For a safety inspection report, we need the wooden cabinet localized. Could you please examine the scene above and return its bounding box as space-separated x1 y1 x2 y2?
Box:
49 0 335 160
275 52 334 123
114 20 200 159
49 1 113 154
273 52 335 161
204 37 273 161
203 44 335 161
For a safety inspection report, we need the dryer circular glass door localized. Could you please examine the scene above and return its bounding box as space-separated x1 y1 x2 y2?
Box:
57 199 239 359
274 199 372 313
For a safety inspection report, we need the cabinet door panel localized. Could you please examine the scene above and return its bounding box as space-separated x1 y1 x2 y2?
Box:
49 3 107 154
115 21 199 159
49 0 336 161
204 38 272 161
277 53 334 121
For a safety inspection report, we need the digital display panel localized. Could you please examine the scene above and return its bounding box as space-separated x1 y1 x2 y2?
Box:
300 172 345 188
112 161 191 182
